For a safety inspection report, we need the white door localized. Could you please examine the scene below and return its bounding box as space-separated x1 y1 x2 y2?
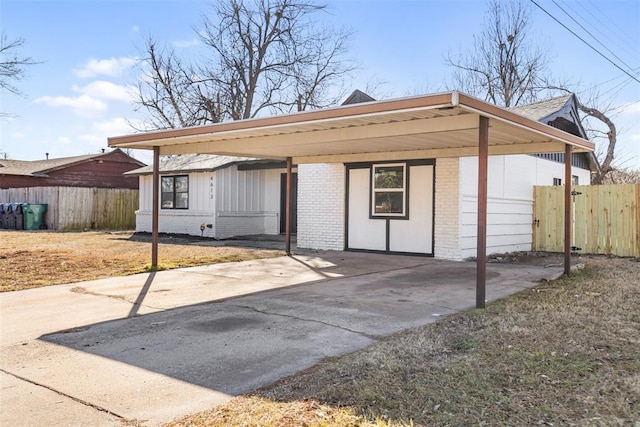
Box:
389 165 433 253
347 162 434 255
347 168 386 250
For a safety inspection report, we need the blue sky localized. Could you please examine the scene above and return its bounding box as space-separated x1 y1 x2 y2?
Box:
1 0 639 169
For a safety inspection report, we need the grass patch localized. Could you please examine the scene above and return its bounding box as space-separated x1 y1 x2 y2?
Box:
165 257 640 426
0 231 283 292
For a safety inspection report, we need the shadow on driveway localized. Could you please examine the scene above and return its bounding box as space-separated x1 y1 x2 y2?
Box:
1 251 563 425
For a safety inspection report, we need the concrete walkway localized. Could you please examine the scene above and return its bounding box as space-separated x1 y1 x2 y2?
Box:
0 251 563 426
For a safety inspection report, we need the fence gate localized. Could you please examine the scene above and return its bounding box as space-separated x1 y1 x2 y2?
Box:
533 184 640 257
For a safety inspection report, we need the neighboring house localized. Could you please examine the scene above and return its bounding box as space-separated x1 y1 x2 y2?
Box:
109 91 595 261
510 93 599 178
0 148 144 189
0 149 145 230
126 155 295 239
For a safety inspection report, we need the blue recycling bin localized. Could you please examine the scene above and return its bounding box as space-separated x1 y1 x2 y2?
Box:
0 204 6 229
5 204 16 229
10 203 23 230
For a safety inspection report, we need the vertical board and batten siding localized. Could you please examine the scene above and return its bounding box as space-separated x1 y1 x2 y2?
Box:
136 172 217 237
215 166 282 238
458 155 591 259
135 167 283 238
0 186 137 230
533 184 640 257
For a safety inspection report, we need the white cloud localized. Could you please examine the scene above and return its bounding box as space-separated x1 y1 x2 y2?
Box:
78 117 138 147
0 115 16 123
72 81 136 103
57 136 71 145
11 132 25 139
619 101 640 115
172 38 199 48
35 94 108 117
130 25 140 33
73 57 138 79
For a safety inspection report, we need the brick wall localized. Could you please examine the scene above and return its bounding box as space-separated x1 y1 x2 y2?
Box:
434 158 462 260
297 163 345 251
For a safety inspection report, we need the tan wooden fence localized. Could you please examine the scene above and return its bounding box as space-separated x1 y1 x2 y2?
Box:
533 184 640 257
0 187 138 231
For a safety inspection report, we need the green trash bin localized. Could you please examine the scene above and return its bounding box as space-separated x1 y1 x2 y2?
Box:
22 203 48 230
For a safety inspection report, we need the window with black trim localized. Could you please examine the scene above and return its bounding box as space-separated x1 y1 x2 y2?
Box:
372 163 406 217
161 175 189 209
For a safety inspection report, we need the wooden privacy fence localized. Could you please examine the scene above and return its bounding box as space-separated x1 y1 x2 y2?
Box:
0 187 138 231
533 184 640 257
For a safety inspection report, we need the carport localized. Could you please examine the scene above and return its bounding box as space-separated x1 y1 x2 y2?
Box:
108 91 594 308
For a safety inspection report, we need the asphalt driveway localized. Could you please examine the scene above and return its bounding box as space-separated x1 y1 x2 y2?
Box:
0 251 563 426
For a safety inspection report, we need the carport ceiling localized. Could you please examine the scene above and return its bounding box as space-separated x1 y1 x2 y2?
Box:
108 91 595 162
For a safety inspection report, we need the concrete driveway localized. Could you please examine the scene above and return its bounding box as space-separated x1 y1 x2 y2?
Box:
0 251 563 426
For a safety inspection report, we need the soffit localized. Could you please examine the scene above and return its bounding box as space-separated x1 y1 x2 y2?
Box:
108 92 594 163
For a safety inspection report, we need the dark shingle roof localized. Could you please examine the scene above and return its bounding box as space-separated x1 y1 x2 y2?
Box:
511 93 599 172
509 94 574 122
342 89 376 105
125 154 268 176
509 93 587 139
0 153 108 177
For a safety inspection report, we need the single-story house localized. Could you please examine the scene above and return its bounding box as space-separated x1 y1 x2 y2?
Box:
124 91 374 239
117 92 595 259
109 90 595 307
0 149 145 230
0 148 144 189
125 155 295 239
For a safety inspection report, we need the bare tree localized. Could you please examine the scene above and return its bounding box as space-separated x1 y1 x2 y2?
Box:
445 0 548 107
132 39 225 130
134 0 354 129
600 167 640 184
1 32 38 121
546 83 620 183
0 32 37 96
576 97 617 183
446 0 625 183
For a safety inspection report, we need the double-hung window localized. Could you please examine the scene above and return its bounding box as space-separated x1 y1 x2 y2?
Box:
372 163 406 217
161 175 189 209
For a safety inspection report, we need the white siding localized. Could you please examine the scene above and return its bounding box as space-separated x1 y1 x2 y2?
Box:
458 154 591 259
135 172 217 238
215 166 282 239
297 163 345 251
135 167 283 239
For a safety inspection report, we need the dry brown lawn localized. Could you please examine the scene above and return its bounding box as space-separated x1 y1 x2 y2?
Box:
0 230 283 292
166 256 640 427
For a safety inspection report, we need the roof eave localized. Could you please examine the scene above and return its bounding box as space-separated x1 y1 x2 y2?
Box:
108 91 595 158
108 91 459 148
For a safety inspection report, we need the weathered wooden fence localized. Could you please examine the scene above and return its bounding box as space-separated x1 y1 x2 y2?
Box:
0 187 138 231
533 184 640 257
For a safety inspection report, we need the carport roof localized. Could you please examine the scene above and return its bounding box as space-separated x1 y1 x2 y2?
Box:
108 91 594 162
